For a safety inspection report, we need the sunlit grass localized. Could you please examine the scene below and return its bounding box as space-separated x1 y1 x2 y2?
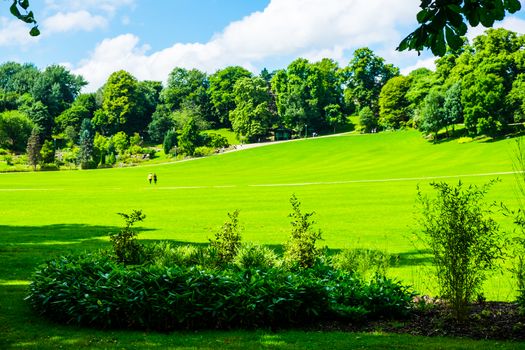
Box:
1 130 524 348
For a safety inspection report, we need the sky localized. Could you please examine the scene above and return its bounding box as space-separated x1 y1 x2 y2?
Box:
1 0 525 92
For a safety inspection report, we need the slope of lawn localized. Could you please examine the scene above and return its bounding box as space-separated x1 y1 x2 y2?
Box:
1 130 524 348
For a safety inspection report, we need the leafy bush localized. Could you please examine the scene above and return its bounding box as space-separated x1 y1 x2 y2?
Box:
148 242 213 268
210 210 242 264
193 146 215 157
416 180 505 320
203 132 229 149
331 248 393 278
110 210 146 265
27 253 415 331
283 195 323 268
233 243 278 270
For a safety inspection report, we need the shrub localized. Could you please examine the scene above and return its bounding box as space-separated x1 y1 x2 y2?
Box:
416 180 505 320
233 243 278 270
210 210 242 264
193 146 215 157
27 253 415 331
110 210 146 265
331 248 393 278
203 133 229 149
283 194 323 268
148 242 210 268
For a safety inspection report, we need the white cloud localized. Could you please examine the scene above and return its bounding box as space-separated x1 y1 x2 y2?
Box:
0 17 40 47
72 0 423 91
43 11 107 33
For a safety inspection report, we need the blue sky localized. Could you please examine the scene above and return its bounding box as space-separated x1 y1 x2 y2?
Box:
1 0 525 92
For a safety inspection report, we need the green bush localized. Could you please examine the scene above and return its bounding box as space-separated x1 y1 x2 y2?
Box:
148 242 211 268
416 180 505 320
110 210 146 265
193 146 215 157
331 248 393 278
233 243 278 270
210 210 242 264
27 253 415 331
283 195 323 268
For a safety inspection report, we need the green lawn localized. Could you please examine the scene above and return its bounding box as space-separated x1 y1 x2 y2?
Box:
1 130 524 348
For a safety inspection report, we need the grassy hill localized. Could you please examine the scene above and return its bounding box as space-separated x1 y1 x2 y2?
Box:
2 129 525 349
0 130 520 296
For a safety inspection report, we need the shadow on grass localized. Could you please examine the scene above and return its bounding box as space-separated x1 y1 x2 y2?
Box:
394 249 433 267
0 224 149 281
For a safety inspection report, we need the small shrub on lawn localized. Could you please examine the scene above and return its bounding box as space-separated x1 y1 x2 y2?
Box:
416 180 505 320
110 209 146 265
210 210 242 264
284 194 324 268
27 253 415 331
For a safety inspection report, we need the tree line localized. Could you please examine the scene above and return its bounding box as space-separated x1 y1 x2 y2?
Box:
0 28 524 169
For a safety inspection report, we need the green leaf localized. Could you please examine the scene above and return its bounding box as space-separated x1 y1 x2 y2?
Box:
20 0 29 10
10 3 21 19
417 9 432 23
505 0 522 13
431 30 447 56
445 26 464 50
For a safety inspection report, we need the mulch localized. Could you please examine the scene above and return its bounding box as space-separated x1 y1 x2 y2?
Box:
311 302 525 341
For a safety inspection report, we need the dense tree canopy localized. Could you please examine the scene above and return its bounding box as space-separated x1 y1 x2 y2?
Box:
343 48 399 115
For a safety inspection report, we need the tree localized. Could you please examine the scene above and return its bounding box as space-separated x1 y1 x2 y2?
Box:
399 0 522 56
0 110 34 152
40 139 55 164
358 106 377 133
209 66 252 128
443 81 463 129
19 100 53 141
177 118 199 156
78 118 94 169
0 62 39 95
378 76 412 129
31 65 86 118
271 58 341 133
99 70 142 135
162 129 178 155
343 48 399 115
419 89 446 140
229 76 275 142
325 104 345 133
161 68 210 121
26 127 41 170
148 107 175 143
405 68 440 117
416 180 504 320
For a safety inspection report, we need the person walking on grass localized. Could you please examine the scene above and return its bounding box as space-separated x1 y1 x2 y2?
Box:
148 173 153 184
153 173 157 184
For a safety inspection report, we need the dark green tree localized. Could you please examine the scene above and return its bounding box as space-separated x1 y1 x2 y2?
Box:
31 65 86 118
26 127 41 170
177 118 199 156
419 89 446 140
230 76 275 142
209 66 252 128
358 106 378 133
343 48 399 115
78 118 94 169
